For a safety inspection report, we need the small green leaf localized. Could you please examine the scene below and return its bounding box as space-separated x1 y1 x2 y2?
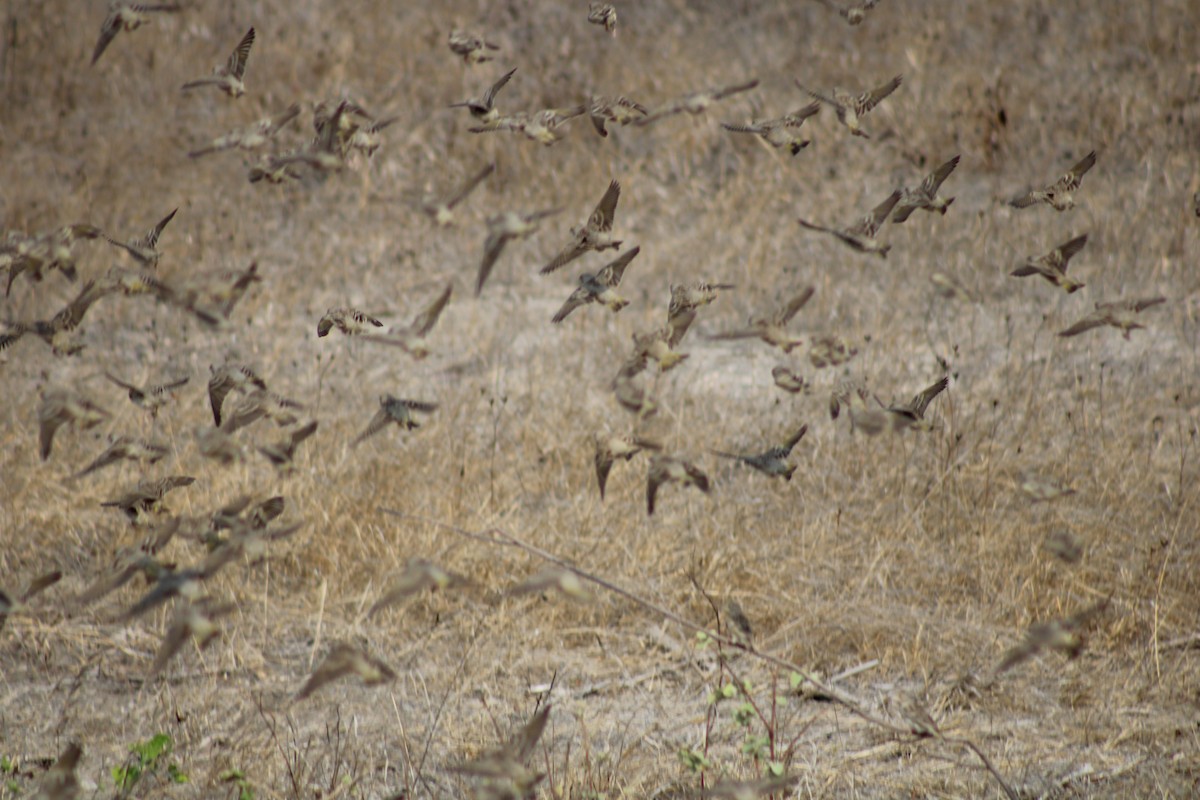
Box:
788 671 803 690
766 761 785 777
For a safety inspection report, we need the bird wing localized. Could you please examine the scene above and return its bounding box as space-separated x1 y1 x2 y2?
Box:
711 78 760 101
594 445 614 499
921 154 961 195
794 80 842 109
1055 233 1089 269
1068 150 1097 181
410 283 452 336
226 27 255 78
780 423 809 455
721 121 767 134
446 163 495 209
774 285 815 325
91 13 121 65
909 376 949 418
551 287 591 324
139 207 177 249
796 218 837 236
1057 313 1107 337
483 67 517 108
589 179 621 232
476 232 508 295
540 232 587 274
859 74 903 113
597 245 640 287
858 189 903 236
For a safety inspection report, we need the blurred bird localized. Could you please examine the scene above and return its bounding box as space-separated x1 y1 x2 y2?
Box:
3 279 114 356
612 370 657 418
712 424 808 481
38 386 110 461
448 28 500 64
296 642 397 700
181 27 255 97
475 208 561 296
994 599 1109 676
471 106 587 145
3 223 105 293
219 388 305 433
188 103 301 158
449 704 551 799
0 570 62 632
892 155 960 222
541 180 623 274
92 3 181 65
257 420 319 473
632 326 689 372
76 550 172 607
798 189 901 257
810 0 882 26
368 559 468 617
30 742 82 800
698 775 801 800
420 163 495 227
451 67 517 123
929 271 978 302
509 565 591 601
809 334 858 368
105 372 189 417
195 425 245 465
723 598 754 648
647 455 711 515
74 435 169 479
104 207 177 268
721 102 821 155
352 396 438 447
1010 233 1088 293
317 307 384 337
666 281 736 346
588 95 648 136
102 475 196 522
1009 150 1097 211
795 74 901 138
772 366 810 394
587 3 618 35
1043 529 1083 564
1018 469 1076 502
551 246 640 323
1057 296 1165 340
709 286 814 352
882 376 949 427
207 363 267 427
594 432 661 500
149 597 236 677
637 79 760 126
360 282 453 358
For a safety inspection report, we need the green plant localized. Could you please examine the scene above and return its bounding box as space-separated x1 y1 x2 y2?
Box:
220 767 255 800
112 733 189 795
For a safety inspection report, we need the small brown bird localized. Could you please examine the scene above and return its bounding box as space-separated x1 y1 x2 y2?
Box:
449 704 551 798
551 246 640 323
105 372 189 417
509 565 591 601
795 74 901 138
360 282 452 358
92 2 181 65
102 475 197 522
994 599 1109 676
1018 469 1076 502
1009 150 1097 211
883 376 949 427
207 363 267 427
721 102 821 155
1010 233 1088 293
712 424 808 481
0 570 62 632
587 3 618 35
667 281 736 346
448 28 500 64
368 559 468 617
317 307 384 337
798 189 901 257
541 180 623 274
808 335 858 368
1057 296 1165 340
892 155 960 222
149 597 236 677
1043 529 1083 564
588 95 648 136
74 435 169 479
4 279 114 356
475 208 562 296
257 420 319 473
105 207 177 268
594 432 661 500
195 425 245 465
451 67 517 123
219 388 304 433
38 386 110 461
709 286 814 353
722 598 755 648
420 163 495 227
632 326 690 372
31 742 82 800
698 775 801 800
637 79 760 126
646 455 711 515
771 365 810 394
76 551 171 607
352 396 438 447
181 27 255 97
612 370 657 418
929 271 978 302
810 0 881 26
296 642 397 700
470 106 586 145
188 104 301 158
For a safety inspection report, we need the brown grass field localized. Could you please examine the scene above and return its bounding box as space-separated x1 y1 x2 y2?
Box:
2 0 1199 797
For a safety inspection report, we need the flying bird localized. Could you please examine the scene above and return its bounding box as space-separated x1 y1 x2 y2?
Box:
666 281 736 346
92 3 182 65
352 396 438 447
1009 150 1097 211
647 455 711 515
551 246 640 323
448 28 500 64
38 386 110 461
594 432 661 500
181 27 255 97
368 559 468 617
771 366 810 394
104 207 177 268
475 208 561 295
1057 296 1166 340
795 74 901 138
74 436 169 479
257 420 319 473
892 155 960 222
541 180 623 274
1010 233 1088 293
797 189 901 257
420 162 495 227
809 0 881 25
636 79 760 126
296 642 396 700
994 600 1109 676
509 566 591 601
588 95 648 136
360 282 453 358
882 376 949 427
449 704 551 799
207 363 267 427
149 597 236 677
450 67 517 123
709 286 814 352
587 3 618 35
102 475 196 523
721 102 821 155
317 307 384 337
711 424 808 480
188 103 301 158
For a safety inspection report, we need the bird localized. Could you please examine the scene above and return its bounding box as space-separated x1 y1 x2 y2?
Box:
666 281 736 347
219 388 304 434
994 599 1109 676
1057 296 1166 340
929 271 978 303
882 376 949 427
3 278 114 356
257 420 319 473
0 570 62 633
38 386 110 461
171 260 263 323
317 307 384 337
509 565 591 601
636 79 760 126
892 155 961 222
188 103 301 158
551 246 640 323
587 3 618 35
181 27 255 97
797 189 902 257
195 425 245 465
3 223 105 294
647 455 711 515
709 286 814 352
296 642 397 700
697 775 802 800
30 742 82 800
810 0 881 25
149 597 236 677
104 208 177 268
73 436 169 479
470 106 586 145
449 704 551 798
448 28 500 64
475 208 561 296
612 370 657 418
1018 469 1076 502
352 396 438 447
632 326 690 372
420 162 495 227
76 550 173 607
712 424 808 481
594 432 661 500
721 102 821 155
360 282 453 358
207 363 267 427
1043 529 1083 564
1009 150 1097 210
808 335 859 368
795 74 902 138
540 180 623 274
91 3 181 65
588 95 648 136
1010 233 1089 293
368 559 468 617
103 372 188 418
450 67 517 123
102 476 197 523
772 366 810 394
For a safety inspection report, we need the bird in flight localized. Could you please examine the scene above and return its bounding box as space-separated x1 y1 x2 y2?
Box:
1009 150 1097 211
708 286 814 353
181 27 256 97
795 74 901 138
721 102 821 155
541 180 623 274
551 246 640 323
1010 233 1089 293
92 3 182 66
798 189 901 257
892 155 961 222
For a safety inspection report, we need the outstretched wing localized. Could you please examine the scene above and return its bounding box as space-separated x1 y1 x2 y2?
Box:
410 282 453 336
227 27 255 79
483 67 517 108
774 285 815 325
1067 150 1097 181
589 179 621 232
859 74 902 113
596 245 640 287
1055 233 1089 269
711 79 760 101
446 163 495 210
551 286 591 324
476 233 507 296
909 376 949 418
921 155 961 195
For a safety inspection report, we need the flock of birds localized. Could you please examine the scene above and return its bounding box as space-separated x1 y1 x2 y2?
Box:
0 1 1174 798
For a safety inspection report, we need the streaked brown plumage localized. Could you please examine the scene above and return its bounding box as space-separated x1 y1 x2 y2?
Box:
636 79 760 126
587 2 618 35
104 207 177 268
39 386 110 461
207 362 267 427
1009 150 1097 211
105 372 189 417
721 102 821 155
317 307 384 337
257 420 319 472
883 376 949 426
451 67 517 123
448 28 500 64
551 246 640 323
594 432 661 500
449 704 551 798
723 598 754 648
795 74 901 138
892 155 960 222
296 642 397 700
709 286 814 352
647 454 711 515
771 365 810 394
541 180 623 274
797 189 901 257
102 475 197 522
632 326 689 372
352 396 438 447
181 27 255 97
219 387 305 433
3 279 114 356
3 223 103 294
360 282 453 358
588 95 648 136
1057 296 1165 340
470 105 587 145
667 281 735 347
809 335 858 368
1010 233 1088 293
92 2 181 66
712 424 808 480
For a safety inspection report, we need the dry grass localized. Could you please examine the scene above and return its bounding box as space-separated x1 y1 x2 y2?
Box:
2 0 1200 797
